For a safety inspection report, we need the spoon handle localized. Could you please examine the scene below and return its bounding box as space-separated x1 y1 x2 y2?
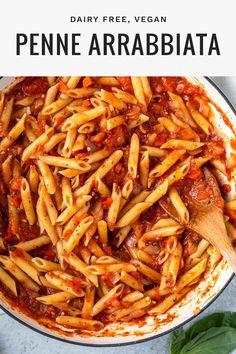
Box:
191 207 236 274
215 237 236 274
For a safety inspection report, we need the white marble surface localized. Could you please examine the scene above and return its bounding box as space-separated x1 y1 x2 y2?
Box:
0 77 236 354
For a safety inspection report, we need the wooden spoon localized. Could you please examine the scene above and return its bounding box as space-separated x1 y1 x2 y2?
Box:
159 167 236 274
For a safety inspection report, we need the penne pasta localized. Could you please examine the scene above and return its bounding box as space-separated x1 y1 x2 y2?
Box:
107 183 121 230
128 133 140 178
56 316 104 331
169 187 189 225
21 178 36 225
40 155 91 171
22 127 54 162
0 76 233 333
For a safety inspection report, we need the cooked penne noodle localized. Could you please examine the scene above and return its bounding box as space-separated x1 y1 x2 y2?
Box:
107 183 121 230
32 258 61 272
64 106 106 130
94 177 111 197
225 200 236 210
0 265 17 296
166 158 191 186
159 242 182 293
1 96 14 131
22 127 54 161
168 92 197 128
148 288 190 315
87 239 106 258
36 197 58 245
61 176 73 208
37 291 76 305
114 225 131 247
101 89 126 110
56 316 104 331
2 155 13 185
114 296 151 320
128 133 140 178
174 259 207 293
37 160 57 195
78 121 96 134
158 117 179 134
63 206 90 240
161 139 204 150
97 77 119 86
29 165 39 193
0 255 39 292
40 155 91 171
144 180 169 205
66 87 96 99
64 76 81 90
86 150 123 183
87 263 136 275
56 195 91 225
210 159 227 175
142 225 184 241
16 235 51 252
106 115 124 130
42 97 72 115
45 271 85 297
13 158 21 178
119 190 151 218
112 88 137 104
92 284 124 316
139 151 149 189
0 92 5 116
73 179 94 198
82 149 110 164
62 127 77 157
122 291 144 304
9 247 41 285
149 149 186 183
152 218 180 229
63 216 94 254
131 77 146 109
0 113 26 152
137 250 153 266
43 133 66 153
120 271 143 291
84 200 103 245
39 182 58 225
140 77 152 104
140 145 167 157
97 220 108 245
186 102 212 135
43 83 59 108
7 196 19 236
127 113 149 129
81 285 95 319
116 202 152 228
169 187 189 225
67 253 98 287
21 178 36 225
135 261 161 281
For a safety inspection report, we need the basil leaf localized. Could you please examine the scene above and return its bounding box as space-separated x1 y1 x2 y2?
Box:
170 328 187 354
179 327 236 354
170 313 236 354
186 313 236 340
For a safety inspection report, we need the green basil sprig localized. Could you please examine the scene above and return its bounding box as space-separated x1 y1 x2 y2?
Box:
170 312 236 354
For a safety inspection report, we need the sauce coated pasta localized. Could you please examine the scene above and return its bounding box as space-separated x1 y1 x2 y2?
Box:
0 76 235 332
